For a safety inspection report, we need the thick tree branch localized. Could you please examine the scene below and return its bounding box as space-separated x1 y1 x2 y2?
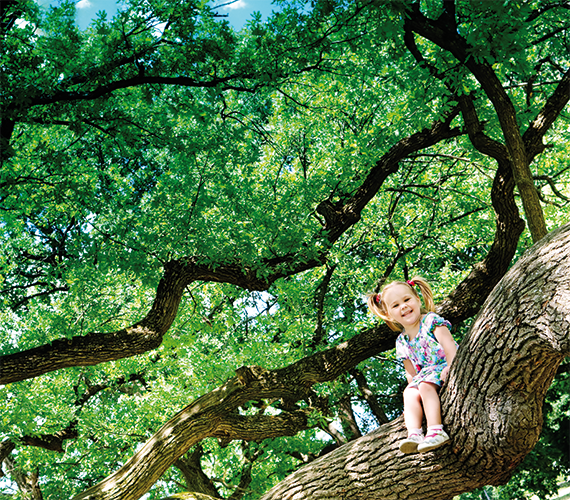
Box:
434 92 525 322
436 157 524 323
65 191 539 500
316 106 462 242
20 423 78 453
457 94 509 164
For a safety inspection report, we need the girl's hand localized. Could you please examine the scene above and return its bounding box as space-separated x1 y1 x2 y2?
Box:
440 366 449 382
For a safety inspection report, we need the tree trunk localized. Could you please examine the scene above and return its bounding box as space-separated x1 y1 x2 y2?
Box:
260 223 570 499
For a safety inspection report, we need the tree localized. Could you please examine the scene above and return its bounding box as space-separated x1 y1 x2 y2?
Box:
1 0 569 499
259 222 570 499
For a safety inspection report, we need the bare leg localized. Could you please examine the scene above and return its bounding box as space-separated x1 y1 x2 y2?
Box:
403 385 423 432
418 382 442 427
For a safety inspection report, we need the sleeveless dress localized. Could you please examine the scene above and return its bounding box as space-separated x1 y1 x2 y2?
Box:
395 312 455 388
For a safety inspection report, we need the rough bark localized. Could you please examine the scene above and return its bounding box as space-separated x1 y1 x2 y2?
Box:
0 112 462 385
174 446 221 499
260 222 570 499
68 327 399 500
3 110 526 498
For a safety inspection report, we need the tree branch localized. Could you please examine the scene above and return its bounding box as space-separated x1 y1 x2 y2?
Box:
404 5 548 241
523 68 570 160
65 188 542 500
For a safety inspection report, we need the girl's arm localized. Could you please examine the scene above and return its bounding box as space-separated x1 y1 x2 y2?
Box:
434 325 457 381
403 359 417 385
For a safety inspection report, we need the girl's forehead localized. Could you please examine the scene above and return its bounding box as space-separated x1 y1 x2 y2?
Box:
383 284 411 302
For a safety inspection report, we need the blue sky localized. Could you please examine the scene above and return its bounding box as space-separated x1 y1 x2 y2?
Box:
57 0 280 30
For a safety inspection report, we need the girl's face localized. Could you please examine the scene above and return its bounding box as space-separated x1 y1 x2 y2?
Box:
382 284 422 330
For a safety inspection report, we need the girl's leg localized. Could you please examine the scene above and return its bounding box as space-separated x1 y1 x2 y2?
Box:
418 382 442 427
403 385 423 432
399 385 425 454
415 382 450 453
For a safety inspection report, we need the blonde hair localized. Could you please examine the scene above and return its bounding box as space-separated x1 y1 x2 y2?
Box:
366 276 435 332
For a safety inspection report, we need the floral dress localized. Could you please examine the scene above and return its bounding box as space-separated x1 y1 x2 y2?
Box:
395 312 456 388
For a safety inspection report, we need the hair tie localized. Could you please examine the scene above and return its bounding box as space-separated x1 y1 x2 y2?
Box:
407 280 416 287
375 294 380 304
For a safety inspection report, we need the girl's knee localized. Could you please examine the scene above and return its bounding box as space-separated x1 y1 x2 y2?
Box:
418 382 439 396
403 385 421 401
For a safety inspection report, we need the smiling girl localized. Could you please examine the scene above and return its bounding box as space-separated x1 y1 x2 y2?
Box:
367 277 458 454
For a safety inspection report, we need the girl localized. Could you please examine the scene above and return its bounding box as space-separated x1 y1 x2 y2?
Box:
368 277 457 454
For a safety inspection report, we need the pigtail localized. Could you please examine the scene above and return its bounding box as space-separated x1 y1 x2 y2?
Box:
366 292 402 332
366 293 382 318
409 276 435 312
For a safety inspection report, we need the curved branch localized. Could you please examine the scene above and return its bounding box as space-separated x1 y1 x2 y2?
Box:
523 68 570 160
404 5 548 242
69 348 373 500
437 103 525 323
66 194 537 500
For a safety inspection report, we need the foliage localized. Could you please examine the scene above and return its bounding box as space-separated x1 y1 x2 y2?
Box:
0 0 569 498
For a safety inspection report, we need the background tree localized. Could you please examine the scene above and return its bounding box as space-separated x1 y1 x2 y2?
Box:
0 0 569 499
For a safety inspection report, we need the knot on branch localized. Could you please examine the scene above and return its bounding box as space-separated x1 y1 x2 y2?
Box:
236 365 272 387
316 200 360 232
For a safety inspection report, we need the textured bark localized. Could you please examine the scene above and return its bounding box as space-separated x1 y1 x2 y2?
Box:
69 328 402 500
66 251 546 500
260 223 570 500
174 446 221 499
160 494 217 500
16 117 524 498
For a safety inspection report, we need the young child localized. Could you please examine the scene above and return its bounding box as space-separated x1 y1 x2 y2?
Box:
368 277 457 454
